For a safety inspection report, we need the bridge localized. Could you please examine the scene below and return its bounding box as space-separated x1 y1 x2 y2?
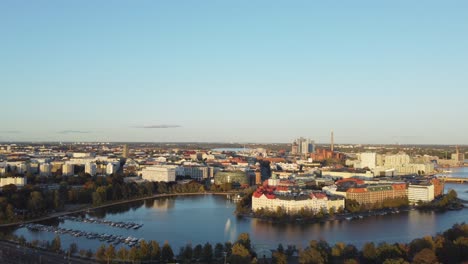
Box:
440 177 468 184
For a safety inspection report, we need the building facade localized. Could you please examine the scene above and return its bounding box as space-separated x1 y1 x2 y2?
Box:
407 184 434 204
346 183 407 205
141 165 176 182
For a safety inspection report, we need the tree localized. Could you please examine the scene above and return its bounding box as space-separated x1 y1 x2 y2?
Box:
237 233 252 251
51 235 61 253
105 244 116 264
162 241 174 262
272 251 287 264
96 244 106 262
409 238 434 258
202 242 214 263
382 258 409 264
214 243 224 259
299 247 325 264
230 243 251 264
412 248 438 264
224 241 233 257
180 244 193 263
193 244 203 260
128 246 138 262
69 242 78 256
150 240 161 261
331 242 345 261
362 242 377 264
377 243 405 263
117 247 129 261
27 191 45 213
139 240 150 260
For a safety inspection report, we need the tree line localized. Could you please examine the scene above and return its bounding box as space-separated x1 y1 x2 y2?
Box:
0 173 209 223
2 223 466 263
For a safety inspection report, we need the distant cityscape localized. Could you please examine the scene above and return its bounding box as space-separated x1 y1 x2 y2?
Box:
1 133 465 205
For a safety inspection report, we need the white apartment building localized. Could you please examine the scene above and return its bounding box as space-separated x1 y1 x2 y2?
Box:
358 153 377 169
62 163 74 176
85 162 97 176
384 154 410 166
106 162 120 175
252 192 344 214
141 165 176 182
0 177 26 188
407 184 435 204
6 161 29 174
39 163 52 176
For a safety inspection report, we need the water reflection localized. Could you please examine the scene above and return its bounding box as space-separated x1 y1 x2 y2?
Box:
10 193 468 252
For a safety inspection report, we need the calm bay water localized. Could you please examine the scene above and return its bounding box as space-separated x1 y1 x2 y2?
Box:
10 167 468 252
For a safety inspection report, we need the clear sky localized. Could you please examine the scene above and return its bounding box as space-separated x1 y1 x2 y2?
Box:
1 1 467 144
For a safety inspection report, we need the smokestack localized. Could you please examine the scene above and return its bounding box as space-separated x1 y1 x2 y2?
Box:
331 130 334 152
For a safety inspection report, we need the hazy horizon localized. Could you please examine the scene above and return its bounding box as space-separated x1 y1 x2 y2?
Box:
1 1 467 144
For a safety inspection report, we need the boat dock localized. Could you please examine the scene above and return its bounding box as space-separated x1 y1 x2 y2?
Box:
440 177 468 184
59 216 143 229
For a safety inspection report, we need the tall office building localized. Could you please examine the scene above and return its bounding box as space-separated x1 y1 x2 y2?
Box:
292 137 315 155
122 144 129 158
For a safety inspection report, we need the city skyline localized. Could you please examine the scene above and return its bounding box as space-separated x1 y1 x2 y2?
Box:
1 1 468 144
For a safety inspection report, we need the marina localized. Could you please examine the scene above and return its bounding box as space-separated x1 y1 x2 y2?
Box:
23 223 143 247
58 215 143 230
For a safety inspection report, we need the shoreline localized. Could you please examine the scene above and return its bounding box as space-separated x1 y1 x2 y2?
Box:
0 191 236 228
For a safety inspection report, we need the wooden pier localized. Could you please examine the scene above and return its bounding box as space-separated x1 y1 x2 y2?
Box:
440 177 468 184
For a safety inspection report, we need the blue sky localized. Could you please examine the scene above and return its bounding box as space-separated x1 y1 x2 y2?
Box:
0 1 467 144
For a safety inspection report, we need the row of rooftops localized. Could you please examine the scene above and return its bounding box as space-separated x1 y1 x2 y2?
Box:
253 185 334 201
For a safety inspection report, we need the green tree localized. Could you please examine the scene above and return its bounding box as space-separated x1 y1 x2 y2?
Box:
409 238 434 258
180 244 193 263
150 240 161 261
27 191 45 213
162 241 174 262
377 242 404 262
202 242 214 263
189 243 200 260
214 243 224 259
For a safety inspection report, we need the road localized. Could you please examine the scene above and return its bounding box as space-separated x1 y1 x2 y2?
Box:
0 240 96 264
